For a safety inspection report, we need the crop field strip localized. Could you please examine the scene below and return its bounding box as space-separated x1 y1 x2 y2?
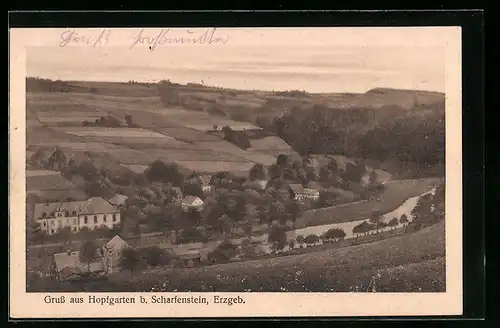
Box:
26 174 78 190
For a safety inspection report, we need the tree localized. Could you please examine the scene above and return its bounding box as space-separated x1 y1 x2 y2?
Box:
119 247 142 273
141 246 169 267
249 163 266 181
276 154 289 167
79 241 99 273
182 175 204 198
321 228 346 242
58 227 73 245
296 234 305 247
26 219 44 246
268 225 287 251
285 200 301 229
145 160 184 185
304 234 320 245
208 240 237 263
388 217 399 231
344 162 366 182
399 214 409 227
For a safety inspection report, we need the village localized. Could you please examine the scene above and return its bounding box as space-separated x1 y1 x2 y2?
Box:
27 145 402 283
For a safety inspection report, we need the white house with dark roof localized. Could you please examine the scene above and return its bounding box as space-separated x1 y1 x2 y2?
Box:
34 197 120 235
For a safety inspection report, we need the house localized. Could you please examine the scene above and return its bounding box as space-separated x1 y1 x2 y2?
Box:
174 248 203 268
108 193 128 208
51 250 105 281
34 197 120 235
303 188 320 200
199 175 214 193
172 187 183 203
99 235 132 274
181 196 204 211
289 184 305 201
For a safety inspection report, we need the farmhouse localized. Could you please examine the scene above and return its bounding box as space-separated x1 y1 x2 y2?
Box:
181 196 204 211
51 250 105 281
175 249 203 268
108 193 128 208
289 184 319 201
199 175 214 193
99 235 132 274
34 197 120 235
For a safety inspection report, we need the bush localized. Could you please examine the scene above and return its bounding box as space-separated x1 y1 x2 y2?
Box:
140 246 171 267
208 240 237 264
304 234 320 245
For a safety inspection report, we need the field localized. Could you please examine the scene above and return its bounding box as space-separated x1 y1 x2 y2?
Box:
27 221 445 292
296 178 439 228
26 171 78 190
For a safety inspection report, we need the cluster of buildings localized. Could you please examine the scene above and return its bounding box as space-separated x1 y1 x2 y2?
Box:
51 235 132 280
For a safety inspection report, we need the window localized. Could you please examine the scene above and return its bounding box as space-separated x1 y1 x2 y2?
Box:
50 212 55 217
72 227 77 232
42 222 46 227
72 211 77 216
42 212 46 218
84 216 88 224
112 214 117 222
58 220 62 228
73 218 78 225
65 211 69 217
94 216 98 224
103 215 107 222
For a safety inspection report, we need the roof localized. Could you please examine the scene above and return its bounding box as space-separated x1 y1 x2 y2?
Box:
34 200 87 219
182 195 203 206
289 184 305 194
53 250 104 274
80 197 118 215
303 188 319 194
34 197 118 219
255 180 268 189
102 235 131 255
108 193 128 206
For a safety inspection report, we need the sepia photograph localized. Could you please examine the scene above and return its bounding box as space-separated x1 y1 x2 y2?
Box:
10 27 462 317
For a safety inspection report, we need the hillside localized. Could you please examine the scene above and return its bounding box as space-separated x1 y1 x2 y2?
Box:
26 78 444 197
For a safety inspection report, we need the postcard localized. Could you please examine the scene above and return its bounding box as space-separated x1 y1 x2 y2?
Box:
9 27 462 318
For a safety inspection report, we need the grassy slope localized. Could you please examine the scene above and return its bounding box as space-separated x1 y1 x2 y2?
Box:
28 221 445 292
296 178 439 228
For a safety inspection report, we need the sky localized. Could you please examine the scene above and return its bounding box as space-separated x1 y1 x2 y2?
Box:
26 28 447 93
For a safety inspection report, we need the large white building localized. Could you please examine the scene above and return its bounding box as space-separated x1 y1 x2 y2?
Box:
34 197 121 235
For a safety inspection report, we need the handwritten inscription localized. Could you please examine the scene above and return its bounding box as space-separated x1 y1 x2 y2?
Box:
130 28 230 51
59 29 111 48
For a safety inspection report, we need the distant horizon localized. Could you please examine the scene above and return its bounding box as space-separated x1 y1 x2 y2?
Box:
27 43 445 94
26 76 445 95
